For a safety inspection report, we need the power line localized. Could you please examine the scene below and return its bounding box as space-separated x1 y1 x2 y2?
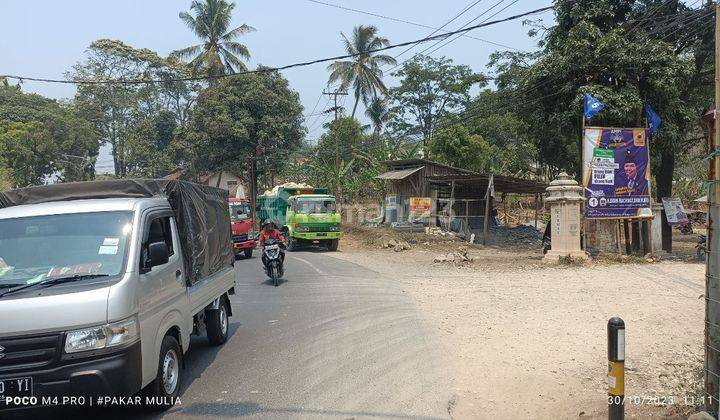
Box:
304 92 324 118
449 1 712 131
385 0 487 65
385 0 517 73
1 3 557 86
423 0 521 58
625 0 675 36
305 0 518 51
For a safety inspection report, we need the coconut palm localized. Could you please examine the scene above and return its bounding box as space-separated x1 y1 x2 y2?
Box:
327 25 396 118
364 97 392 140
172 0 255 81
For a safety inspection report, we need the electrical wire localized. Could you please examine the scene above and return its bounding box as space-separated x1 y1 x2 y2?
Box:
386 0 487 64
1 4 556 86
625 0 675 37
423 0 522 58
305 0 517 51
386 0 514 74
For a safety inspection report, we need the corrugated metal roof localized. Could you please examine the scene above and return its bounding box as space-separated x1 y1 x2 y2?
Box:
376 166 424 180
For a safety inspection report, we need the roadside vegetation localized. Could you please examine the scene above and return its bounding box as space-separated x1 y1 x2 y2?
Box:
0 0 713 215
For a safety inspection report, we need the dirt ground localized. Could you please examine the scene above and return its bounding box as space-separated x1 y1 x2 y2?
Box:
332 225 707 419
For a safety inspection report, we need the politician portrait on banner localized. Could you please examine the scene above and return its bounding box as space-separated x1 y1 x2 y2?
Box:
582 127 651 218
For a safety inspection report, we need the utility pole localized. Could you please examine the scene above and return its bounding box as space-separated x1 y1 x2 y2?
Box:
323 89 348 202
323 90 348 122
249 154 258 231
706 3 720 415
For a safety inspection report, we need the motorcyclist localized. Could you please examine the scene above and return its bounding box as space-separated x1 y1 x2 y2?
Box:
259 219 286 267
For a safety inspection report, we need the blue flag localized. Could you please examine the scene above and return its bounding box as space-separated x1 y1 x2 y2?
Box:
644 104 661 135
583 93 605 120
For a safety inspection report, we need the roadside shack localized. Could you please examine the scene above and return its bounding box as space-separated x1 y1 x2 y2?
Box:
376 159 548 241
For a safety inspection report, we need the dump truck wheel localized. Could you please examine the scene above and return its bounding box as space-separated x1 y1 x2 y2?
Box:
327 239 339 251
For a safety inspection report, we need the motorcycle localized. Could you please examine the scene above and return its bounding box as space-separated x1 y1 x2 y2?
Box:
676 219 693 235
262 238 285 287
697 234 707 262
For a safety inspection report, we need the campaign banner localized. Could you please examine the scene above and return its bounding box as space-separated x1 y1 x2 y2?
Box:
409 197 431 219
583 127 651 219
661 197 689 225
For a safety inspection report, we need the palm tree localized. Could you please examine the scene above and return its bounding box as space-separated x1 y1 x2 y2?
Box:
365 97 391 140
327 25 396 118
172 0 255 81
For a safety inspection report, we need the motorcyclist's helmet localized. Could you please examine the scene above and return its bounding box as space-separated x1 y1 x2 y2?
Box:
262 219 274 229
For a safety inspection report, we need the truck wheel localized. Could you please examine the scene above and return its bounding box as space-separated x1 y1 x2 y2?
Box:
327 239 339 251
145 335 182 411
287 236 298 252
206 298 230 346
244 248 253 259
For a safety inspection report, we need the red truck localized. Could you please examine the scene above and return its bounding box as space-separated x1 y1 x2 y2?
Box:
229 197 257 258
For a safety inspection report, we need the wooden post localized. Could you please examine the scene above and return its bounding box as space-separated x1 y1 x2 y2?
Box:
623 219 631 255
642 220 651 256
631 221 641 253
482 180 491 245
534 193 540 229
449 180 455 230
502 193 507 226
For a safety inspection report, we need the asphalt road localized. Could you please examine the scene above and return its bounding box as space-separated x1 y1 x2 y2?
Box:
149 249 453 419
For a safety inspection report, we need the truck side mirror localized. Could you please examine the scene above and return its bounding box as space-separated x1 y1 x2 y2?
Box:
146 241 169 270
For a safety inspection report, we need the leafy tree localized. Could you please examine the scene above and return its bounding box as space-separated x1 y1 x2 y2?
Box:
172 0 255 80
429 125 495 173
459 90 538 176
0 121 54 187
124 116 176 177
491 0 712 250
183 69 304 185
0 85 98 185
327 25 396 117
0 165 10 191
315 117 365 199
71 39 196 176
389 55 484 156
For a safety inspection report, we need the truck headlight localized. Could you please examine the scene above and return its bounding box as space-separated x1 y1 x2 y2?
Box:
330 226 341 232
65 316 139 354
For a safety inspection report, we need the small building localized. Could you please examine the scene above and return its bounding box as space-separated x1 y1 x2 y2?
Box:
164 169 248 198
376 159 548 234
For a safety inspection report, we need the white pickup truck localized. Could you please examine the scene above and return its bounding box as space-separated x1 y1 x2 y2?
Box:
0 180 235 411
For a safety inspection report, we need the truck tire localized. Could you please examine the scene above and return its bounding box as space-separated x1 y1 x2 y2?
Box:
327 239 339 251
244 248 253 259
206 298 230 346
287 236 298 252
144 335 182 411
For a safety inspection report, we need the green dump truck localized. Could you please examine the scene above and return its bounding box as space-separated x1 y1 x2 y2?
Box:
257 186 343 251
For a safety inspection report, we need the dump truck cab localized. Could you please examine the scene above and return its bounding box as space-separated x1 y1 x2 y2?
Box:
228 197 256 259
258 187 343 251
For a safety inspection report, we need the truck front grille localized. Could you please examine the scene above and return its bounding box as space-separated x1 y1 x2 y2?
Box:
302 224 339 232
0 333 62 372
233 234 249 242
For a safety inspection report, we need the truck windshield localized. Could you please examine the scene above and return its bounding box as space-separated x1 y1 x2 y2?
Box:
295 199 337 214
0 211 133 288
229 202 251 221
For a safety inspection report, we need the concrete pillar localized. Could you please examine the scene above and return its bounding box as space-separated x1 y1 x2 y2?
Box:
650 202 666 255
543 172 589 262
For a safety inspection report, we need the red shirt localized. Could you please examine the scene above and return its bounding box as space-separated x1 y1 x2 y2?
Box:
259 229 285 246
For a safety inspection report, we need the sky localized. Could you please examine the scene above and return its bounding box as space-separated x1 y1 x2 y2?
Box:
0 0 552 173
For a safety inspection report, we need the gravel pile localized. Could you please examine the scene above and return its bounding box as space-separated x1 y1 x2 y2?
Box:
488 225 543 246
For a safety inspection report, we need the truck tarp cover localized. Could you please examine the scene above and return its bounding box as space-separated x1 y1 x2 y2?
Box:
0 179 234 285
